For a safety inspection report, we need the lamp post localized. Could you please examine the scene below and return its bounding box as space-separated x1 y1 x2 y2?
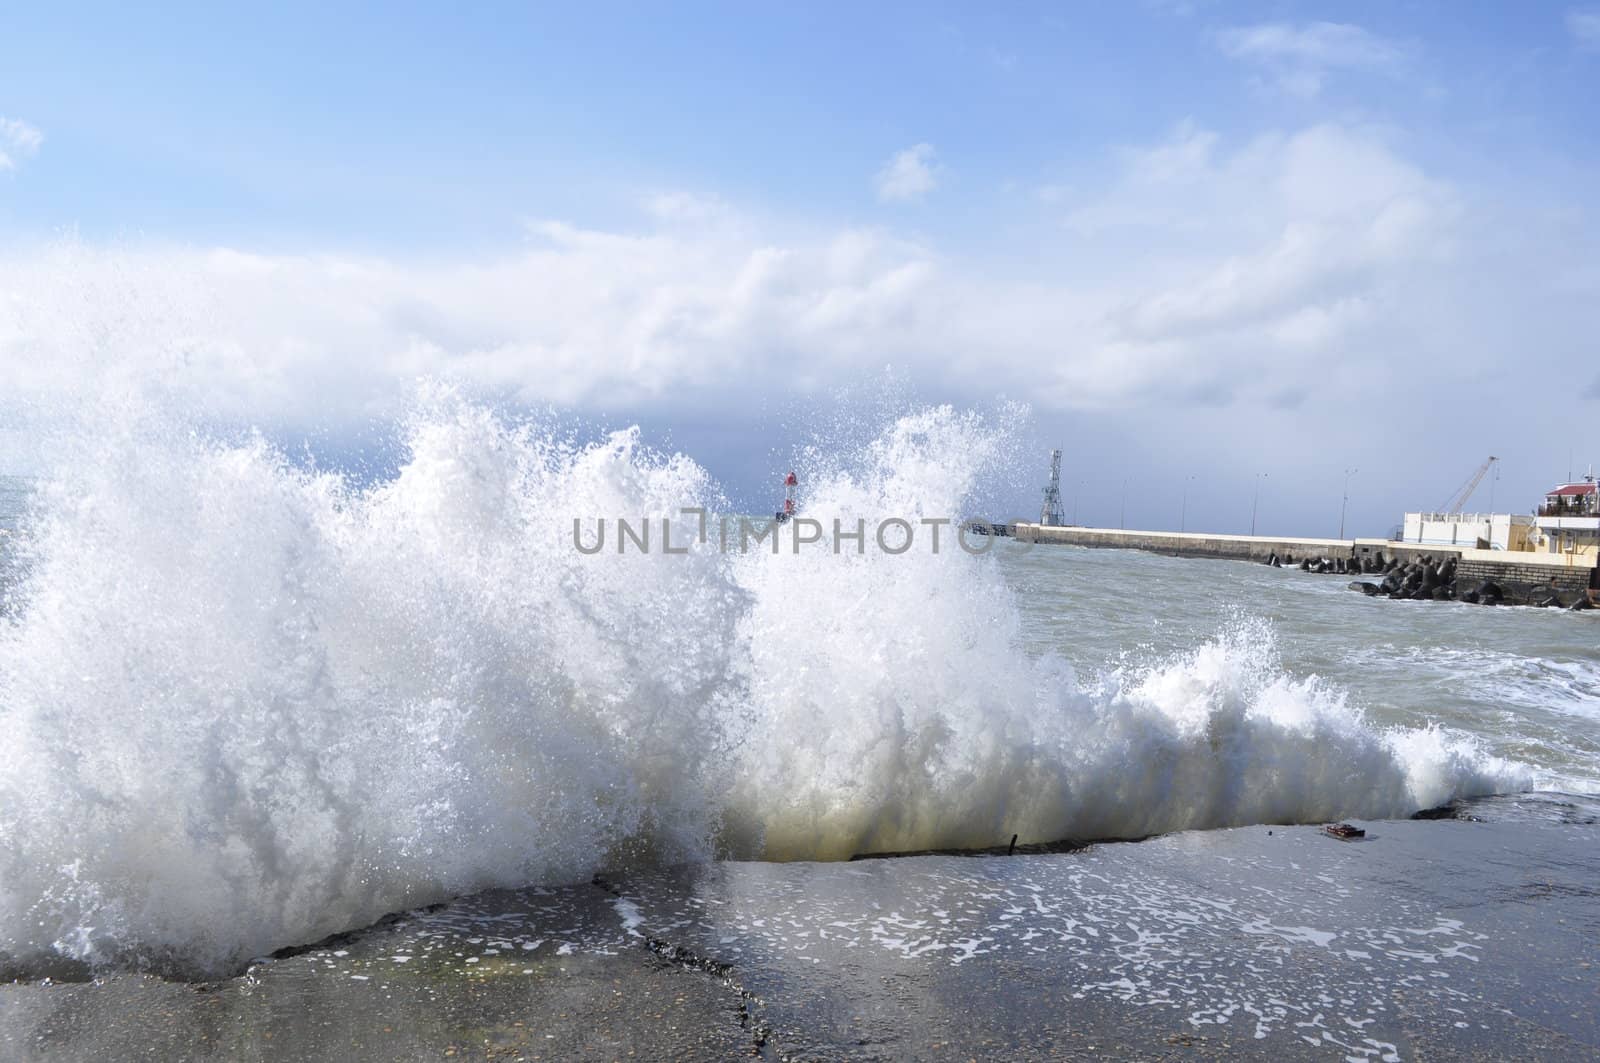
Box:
1180 475 1196 532
1119 477 1128 530
1073 480 1083 525
1339 468 1357 540
1250 473 1267 536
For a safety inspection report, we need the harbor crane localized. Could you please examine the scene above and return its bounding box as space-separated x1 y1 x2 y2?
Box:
1040 449 1065 526
1437 455 1498 514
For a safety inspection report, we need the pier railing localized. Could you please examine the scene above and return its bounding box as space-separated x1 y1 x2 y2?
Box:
1537 501 1599 518
1411 513 1500 524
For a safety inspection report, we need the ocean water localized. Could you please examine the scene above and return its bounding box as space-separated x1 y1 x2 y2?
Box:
1005 544 1600 797
0 399 1590 979
0 475 30 603
0 476 27 528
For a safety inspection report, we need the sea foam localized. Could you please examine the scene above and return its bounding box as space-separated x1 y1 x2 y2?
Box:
0 397 1530 976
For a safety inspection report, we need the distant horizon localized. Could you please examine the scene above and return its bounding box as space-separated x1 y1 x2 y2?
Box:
4 437 1595 546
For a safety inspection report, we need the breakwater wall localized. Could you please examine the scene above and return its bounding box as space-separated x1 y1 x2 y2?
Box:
1007 523 1598 607
1454 556 1592 595
1009 524 1352 564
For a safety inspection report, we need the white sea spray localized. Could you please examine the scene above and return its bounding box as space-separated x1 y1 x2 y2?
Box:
0 396 1532 976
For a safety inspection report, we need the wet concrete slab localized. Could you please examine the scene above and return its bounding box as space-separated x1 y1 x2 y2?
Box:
4 805 1599 1061
0 886 754 1062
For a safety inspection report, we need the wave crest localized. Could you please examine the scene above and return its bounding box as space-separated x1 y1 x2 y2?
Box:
0 398 1529 976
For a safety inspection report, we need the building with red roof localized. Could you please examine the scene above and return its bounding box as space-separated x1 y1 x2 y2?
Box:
1534 475 1599 558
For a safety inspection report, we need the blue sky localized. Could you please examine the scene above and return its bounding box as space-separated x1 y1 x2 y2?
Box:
3 3 1599 533
5 3 1596 248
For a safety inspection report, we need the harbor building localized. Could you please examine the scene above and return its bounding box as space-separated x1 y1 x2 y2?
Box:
1533 477 1599 560
1400 455 1523 549
1400 474 1597 561
1400 512 1535 551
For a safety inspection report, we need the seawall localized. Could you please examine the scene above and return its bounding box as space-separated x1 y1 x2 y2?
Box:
1008 523 1351 564
1007 523 1597 606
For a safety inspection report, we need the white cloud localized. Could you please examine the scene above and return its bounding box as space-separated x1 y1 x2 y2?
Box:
640 190 727 223
1 119 1594 516
0 117 43 172
875 143 939 203
1126 119 1218 184
1219 22 1401 67
1569 9 1600 50
1218 22 1403 97
0 224 941 426
1051 122 1460 405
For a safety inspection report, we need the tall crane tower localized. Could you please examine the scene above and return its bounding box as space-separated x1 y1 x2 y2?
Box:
1040 449 1065 526
1437 456 1498 514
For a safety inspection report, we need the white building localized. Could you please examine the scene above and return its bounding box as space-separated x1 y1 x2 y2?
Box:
1401 511 1534 551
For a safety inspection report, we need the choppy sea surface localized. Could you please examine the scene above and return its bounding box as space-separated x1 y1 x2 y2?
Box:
0 475 29 601
0 402 1594 983
1002 542 1600 796
0 475 26 528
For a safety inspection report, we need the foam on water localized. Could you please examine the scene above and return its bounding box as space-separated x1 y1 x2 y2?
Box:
0 397 1531 976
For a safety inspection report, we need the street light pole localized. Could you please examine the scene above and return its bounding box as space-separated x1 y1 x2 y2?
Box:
1073 480 1083 525
1119 478 1127 530
1339 467 1357 540
1250 473 1267 536
1181 475 1196 532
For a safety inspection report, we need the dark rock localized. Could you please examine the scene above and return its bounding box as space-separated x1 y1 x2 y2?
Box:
1460 589 1480 604
1411 802 1484 822
1349 581 1381 595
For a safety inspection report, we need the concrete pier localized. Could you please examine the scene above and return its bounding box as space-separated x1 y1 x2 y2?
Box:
1009 523 1350 564
1009 523 1598 604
